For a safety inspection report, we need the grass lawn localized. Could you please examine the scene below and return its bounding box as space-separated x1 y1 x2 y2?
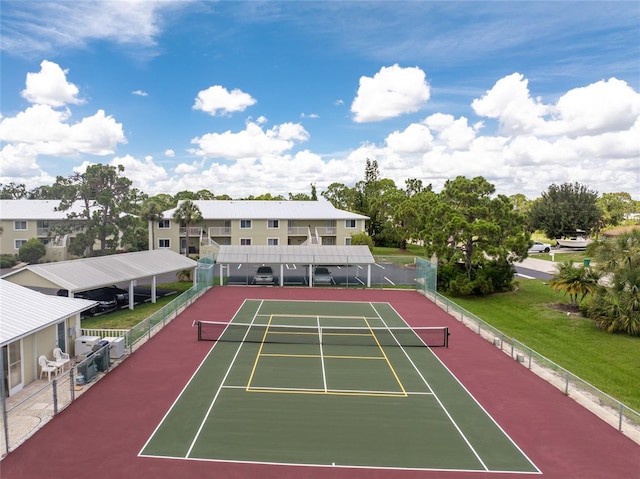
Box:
80 282 192 330
448 280 640 412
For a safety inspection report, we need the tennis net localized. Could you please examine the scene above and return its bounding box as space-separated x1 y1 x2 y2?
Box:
195 321 449 348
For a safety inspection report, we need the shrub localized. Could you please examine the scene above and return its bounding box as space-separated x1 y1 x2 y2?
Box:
18 238 46 264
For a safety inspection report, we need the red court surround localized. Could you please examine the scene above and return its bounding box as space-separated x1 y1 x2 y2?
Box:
1 287 638 479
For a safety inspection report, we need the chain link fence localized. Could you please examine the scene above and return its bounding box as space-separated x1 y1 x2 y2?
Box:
0 256 215 456
415 256 640 445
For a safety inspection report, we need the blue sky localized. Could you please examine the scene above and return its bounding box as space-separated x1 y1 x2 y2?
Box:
1 1 639 200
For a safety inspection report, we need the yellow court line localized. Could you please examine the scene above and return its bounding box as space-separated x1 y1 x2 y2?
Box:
245 388 407 398
259 353 385 360
245 314 274 391
364 316 408 397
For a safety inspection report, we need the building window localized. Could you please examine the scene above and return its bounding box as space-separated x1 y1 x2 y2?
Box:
14 239 27 249
345 219 356 228
268 220 279 229
267 238 279 246
158 219 170 229
345 237 352 245
158 239 170 248
14 221 27 231
240 220 252 229
240 238 252 245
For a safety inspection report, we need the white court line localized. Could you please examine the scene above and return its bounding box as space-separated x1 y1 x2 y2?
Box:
138 298 254 457
369 303 489 472
318 315 327 392
384 302 541 474
384 277 395 285
221 384 433 396
185 301 264 459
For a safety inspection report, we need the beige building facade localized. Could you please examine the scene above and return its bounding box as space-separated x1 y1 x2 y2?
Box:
153 200 369 255
0 200 87 261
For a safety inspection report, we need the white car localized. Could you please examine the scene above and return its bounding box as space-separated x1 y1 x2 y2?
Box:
529 241 551 253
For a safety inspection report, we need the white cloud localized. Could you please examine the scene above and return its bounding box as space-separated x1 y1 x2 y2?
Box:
190 121 309 159
553 78 640 136
385 123 434 153
21 60 83 107
132 90 148 97
0 105 125 156
193 85 257 116
2 1 192 56
164 149 175 157
471 72 548 135
351 64 431 122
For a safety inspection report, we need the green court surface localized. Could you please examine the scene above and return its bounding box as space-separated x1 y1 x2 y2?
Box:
139 300 539 473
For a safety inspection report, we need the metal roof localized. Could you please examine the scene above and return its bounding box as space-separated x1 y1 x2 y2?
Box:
216 245 375 265
0 199 87 219
163 200 369 220
0 280 96 346
1 249 198 292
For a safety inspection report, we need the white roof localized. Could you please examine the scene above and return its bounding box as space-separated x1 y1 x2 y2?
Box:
216 245 375 265
163 200 368 220
0 280 95 346
0 199 87 219
1 249 198 292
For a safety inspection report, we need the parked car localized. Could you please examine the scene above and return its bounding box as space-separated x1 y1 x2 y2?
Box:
252 266 274 285
529 241 551 253
102 285 129 306
57 288 119 316
313 266 333 285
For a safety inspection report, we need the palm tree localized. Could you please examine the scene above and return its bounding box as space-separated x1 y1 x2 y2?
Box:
549 261 601 306
586 229 640 336
172 200 203 256
140 200 164 250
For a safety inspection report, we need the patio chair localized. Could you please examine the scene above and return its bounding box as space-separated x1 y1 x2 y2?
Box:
39 355 58 381
53 347 71 373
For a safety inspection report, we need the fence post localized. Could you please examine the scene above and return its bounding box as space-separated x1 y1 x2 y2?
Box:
619 403 624 431
52 379 58 415
70 368 75 401
565 370 570 395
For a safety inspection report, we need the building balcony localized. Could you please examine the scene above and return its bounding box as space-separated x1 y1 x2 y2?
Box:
179 227 203 237
208 226 231 237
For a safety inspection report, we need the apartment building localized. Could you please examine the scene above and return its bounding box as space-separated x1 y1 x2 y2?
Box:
153 200 369 255
0 200 87 261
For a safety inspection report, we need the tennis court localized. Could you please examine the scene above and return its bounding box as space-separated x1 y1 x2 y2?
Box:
139 299 539 473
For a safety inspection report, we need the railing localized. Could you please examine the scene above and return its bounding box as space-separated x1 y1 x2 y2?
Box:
288 227 308 235
37 227 50 236
315 227 337 235
417 288 640 445
208 226 231 236
179 226 203 236
0 257 215 457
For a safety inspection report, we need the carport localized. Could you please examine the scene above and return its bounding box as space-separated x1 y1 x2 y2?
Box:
1 249 198 309
216 245 376 287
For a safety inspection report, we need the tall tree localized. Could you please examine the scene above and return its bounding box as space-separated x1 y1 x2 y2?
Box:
172 200 203 256
140 200 164 250
321 182 356 210
0 182 28 199
529 182 601 239
55 164 135 255
419 176 530 295
597 192 634 228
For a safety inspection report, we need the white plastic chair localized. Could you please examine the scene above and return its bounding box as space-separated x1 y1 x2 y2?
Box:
53 348 70 373
39 355 58 381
